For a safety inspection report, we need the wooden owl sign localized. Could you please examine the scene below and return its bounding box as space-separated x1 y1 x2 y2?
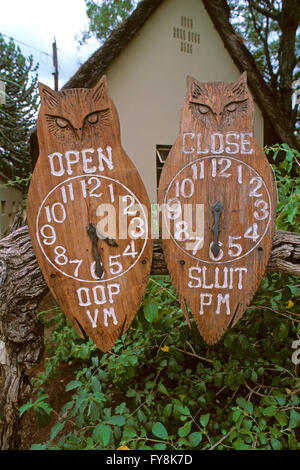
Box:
27 76 153 352
158 73 276 344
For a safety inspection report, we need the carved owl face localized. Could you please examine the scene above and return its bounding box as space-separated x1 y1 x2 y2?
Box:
182 72 254 131
37 76 118 148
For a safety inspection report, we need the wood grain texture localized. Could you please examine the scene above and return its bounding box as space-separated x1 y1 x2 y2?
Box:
158 73 277 345
151 234 300 277
27 76 153 352
0 224 47 450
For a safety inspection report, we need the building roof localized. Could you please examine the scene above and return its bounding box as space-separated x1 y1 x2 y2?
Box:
63 0 164 90
63 0 251 90
59 0 281 145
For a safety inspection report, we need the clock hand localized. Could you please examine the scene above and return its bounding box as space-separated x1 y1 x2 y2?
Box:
211 200 223 258
96 227 118 247
87 223 104 278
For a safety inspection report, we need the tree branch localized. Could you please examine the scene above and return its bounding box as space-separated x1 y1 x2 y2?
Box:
248 0 280 21
202 0 300 151
247 4 277 89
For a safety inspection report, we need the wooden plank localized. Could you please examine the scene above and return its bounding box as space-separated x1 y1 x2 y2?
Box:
158 73 277 345
27 77 153 352
151 234 300 277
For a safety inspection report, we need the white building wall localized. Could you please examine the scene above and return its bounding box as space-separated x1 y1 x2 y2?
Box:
105 0 264 203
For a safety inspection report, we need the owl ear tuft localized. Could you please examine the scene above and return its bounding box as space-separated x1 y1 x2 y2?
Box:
187 76 208 100
38 82 59 109
231 72 248 98
92 75 108 103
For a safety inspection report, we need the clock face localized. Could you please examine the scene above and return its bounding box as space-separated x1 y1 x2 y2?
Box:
36 174 148 283
163 155 272 264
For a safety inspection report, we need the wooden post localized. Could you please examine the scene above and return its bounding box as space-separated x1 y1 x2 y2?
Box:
0 80 6 105
52 39 59 92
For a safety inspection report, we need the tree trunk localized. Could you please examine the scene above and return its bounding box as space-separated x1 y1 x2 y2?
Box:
0 225 48 450
0 225 299 449
202 0 300 152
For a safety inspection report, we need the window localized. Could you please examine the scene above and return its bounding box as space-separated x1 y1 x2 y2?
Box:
156 145 172 190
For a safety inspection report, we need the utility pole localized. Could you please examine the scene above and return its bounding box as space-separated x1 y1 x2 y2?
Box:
52 38 59 91
0 80 6 105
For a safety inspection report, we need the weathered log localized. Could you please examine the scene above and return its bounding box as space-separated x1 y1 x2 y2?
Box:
151 230 300 277
0 225 48 450
0 225 299 449
266 229 300 276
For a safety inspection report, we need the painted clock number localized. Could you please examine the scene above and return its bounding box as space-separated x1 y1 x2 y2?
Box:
40 224 56 245
108 242 138 275
38 176 148 282
157 77 276 346
209 223 260 261
165 157 271 262
40 215 140 279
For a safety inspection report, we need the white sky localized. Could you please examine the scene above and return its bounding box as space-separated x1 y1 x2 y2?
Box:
0 0 100 88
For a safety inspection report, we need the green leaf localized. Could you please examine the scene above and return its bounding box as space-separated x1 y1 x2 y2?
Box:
238 334 249 349
263 406 277 417
288 433 298 450
34 394 50 405
233 409 242 423
65 380 82 391
50 421 65 441
199 413 210 427
236 397 253 415
122 424 137 440
93 423 111 447
233 438 251 450
273 391 286 406
158 382 169 397
289 410 300 429
213 360 222 371
250 370 258 383
144 301 159 322
137 409 147 423
152 422 168 440
19 400 33 417
178 420 191 437
91 376 102 394
106 415 125 426
163 403 172 419
154 443 166 450
188 432 202 447
35 408 52 428
214 372 223 387
271 438 282 450
274 411 288 427
30 443 47 450
173 400 190 418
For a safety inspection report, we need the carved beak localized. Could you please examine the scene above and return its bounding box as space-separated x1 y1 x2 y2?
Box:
214 113 223 127
73 127 83 141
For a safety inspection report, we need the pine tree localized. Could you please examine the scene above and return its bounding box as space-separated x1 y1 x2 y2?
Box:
0 34 39 188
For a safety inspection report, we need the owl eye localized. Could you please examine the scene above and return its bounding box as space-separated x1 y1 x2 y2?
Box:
86 113 98 124
56 117 69 128
198 105 210 114
225 103 237 112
